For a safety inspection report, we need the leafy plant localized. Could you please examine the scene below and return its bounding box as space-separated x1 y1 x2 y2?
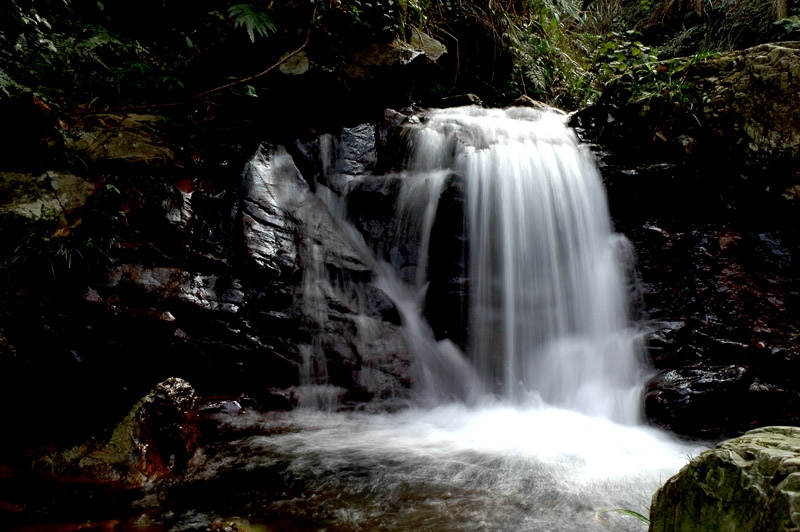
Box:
0 68 19 97
501 0 591 108
594 30 658 78
228 3 276 43
627 48 717 110
7 206 118 279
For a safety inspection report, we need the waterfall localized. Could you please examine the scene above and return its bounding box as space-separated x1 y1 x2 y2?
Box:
122 107 703 532
401 106 647 423
288 105 647 421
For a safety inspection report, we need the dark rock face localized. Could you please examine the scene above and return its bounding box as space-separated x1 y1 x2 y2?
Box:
426 176 470 350
0 113 418 435
631 222 800 437
571 43 800 222
240 145 412 405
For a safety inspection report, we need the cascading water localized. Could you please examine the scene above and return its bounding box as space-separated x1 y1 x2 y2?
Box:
402 106 646 422
121 107 705 532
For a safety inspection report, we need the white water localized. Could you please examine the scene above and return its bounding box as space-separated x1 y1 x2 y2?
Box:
172 404 703 532
154 107 706 532
401 107 646 423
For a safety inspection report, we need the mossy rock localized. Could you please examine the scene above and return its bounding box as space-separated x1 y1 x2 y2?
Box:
34 377 199 487
649 426 800 532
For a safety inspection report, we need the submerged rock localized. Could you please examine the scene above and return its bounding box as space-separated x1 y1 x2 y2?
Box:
649 426 800 532
34 377 199 486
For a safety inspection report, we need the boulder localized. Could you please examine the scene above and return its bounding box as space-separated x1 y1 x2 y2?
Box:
34 377 199 486
649 426 800 532
644 365 751 437
341 29 446 84
0 171 94 221
65 113 174 168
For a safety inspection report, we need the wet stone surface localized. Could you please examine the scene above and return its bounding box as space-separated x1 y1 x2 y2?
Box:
624 220 800 437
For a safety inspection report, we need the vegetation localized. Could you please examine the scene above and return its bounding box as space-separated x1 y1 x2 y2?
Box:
2 0 794 121
609 507 651 525
5 204 118 279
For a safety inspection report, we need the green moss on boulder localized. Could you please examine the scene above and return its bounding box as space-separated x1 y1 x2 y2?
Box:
650 426 800 532
34 377 199 487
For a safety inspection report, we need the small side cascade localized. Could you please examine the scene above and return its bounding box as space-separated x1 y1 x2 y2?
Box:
294 344 342 411
294 241 346 411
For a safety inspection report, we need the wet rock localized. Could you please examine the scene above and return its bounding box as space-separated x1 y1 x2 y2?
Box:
644 365 750 437
376 108 416 173
240 147 302 276
426 176 470 349
34 377 199 486
346 174 403 256
629 220 800 437
241 144 412 404
438 94 483 108
337 123 378 180
103 264 246 313
645 321 689 368
512 94 549 109
649 426 800 532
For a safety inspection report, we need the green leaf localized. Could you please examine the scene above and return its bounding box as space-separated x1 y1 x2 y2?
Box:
228 4 277 43
600 508 650 524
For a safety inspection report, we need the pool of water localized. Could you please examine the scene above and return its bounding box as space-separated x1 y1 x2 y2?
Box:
2 401 706 532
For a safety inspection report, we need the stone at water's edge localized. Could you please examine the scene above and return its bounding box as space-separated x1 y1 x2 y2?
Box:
649 426 800 532
34 377 199 487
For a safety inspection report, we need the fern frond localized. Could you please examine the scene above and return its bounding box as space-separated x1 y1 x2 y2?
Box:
228 3 276 43
0 67 19 97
